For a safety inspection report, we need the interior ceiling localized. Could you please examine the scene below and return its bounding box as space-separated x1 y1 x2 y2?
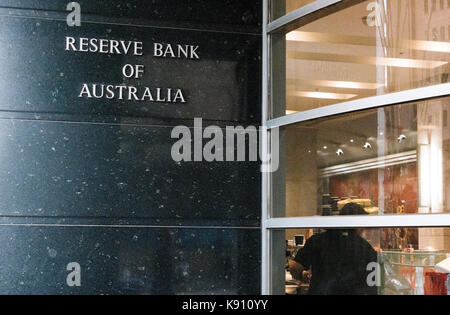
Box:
289 102 418 168
285 0 450 113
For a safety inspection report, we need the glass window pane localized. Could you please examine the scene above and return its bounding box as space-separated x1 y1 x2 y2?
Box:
271 95 450 217
270 0 318 21
282 227 450 295
271 0 450 118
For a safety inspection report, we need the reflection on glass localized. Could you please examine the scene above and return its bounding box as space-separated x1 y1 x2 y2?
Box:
270 0 318 21
273 96 450 217
285 226 450 295
272 0 450 117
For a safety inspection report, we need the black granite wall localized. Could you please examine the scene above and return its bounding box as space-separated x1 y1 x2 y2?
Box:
0 0 262 294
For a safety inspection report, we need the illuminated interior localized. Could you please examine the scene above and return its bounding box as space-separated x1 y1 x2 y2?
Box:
274 0 450 295
281 0 450 114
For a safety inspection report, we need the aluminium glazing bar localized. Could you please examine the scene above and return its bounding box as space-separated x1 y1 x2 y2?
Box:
261 0 270 295
266 83 450 129
267 0 342 33
267 213 450 229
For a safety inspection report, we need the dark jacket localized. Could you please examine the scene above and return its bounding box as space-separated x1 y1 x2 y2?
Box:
294 230 378 295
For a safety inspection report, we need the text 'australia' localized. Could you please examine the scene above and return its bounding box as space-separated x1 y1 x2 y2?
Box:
78 84 186 103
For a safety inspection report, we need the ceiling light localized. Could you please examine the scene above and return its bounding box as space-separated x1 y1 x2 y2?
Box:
350 139 354 143
286 31 450 53
336 149 344 156
287 51 448 69
398 134 407 143
287 79 383 90
293 91 358 100
363 142 372 149
323 146 328 150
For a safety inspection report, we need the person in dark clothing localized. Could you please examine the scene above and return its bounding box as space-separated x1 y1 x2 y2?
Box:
290 203 378 295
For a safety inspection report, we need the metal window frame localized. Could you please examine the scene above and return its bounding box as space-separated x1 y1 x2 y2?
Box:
267 214 450 229
266 83 450 129
267 0 342 33
261 0 450 295
261 0 270 294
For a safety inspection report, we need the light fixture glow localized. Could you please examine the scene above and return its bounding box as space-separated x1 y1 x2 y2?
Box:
287 79 383 90
397 134 407 143
363 142 372 149
286 31 450 54
287 51 448 69
293 91 358 100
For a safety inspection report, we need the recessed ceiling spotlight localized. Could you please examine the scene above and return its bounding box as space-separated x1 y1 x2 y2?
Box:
350 139 354 143
363 142 372 149
379 132 384 136
398 134 407 143
336 148 344 156
323 146 328 150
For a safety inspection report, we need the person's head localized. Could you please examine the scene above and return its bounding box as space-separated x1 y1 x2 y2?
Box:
339 203 368 235
340 202 368 216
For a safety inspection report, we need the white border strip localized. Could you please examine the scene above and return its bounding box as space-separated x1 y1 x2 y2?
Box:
267 0 342 33
267 213 450 229
266 83 450 129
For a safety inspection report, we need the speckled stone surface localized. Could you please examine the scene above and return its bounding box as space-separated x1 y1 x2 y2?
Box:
0 0 262 294
0 226 260 294
0 16 261 121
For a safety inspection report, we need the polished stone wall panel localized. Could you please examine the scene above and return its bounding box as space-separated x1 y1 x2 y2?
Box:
0 0 263 294
0 16 261 122
0 119 260 220
0 0 262 33
0 226 261 294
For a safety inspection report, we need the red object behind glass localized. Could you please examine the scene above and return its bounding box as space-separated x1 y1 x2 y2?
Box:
424 271 448 295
